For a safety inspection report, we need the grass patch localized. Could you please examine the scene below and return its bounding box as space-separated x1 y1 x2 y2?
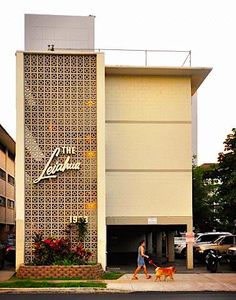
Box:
102 272 123 280
0 281 106 288
10 274 84 281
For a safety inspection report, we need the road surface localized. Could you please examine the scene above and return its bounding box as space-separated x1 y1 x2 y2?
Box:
0 292 235 300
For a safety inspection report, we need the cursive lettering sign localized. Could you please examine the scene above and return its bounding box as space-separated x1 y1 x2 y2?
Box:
33 147 81 184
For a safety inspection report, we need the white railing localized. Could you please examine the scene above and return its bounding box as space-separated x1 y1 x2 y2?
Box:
53 47 192 67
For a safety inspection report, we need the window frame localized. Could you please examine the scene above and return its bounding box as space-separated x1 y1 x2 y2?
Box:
0 168 6 181
7 199 15 209
7 174 15 186
0 196 6 207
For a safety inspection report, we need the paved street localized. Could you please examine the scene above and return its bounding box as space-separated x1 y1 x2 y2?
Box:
0 292 236 300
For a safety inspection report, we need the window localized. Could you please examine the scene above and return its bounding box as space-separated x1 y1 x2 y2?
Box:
8 151 15 161
197 234 221 243
7 199 15 209
8 174 15 186
221 236 234 245
0 142 6 153
0 168 6 181
0 196 6 207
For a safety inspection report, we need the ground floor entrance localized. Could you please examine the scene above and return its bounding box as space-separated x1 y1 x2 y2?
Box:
107 224 189 270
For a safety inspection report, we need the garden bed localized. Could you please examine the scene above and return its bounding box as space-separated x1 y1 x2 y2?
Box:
17 263 104 279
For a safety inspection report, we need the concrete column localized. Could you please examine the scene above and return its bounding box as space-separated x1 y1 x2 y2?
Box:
167 231 175 262
146 232 153 254
187 222 194 269
155 232 162 263
97 53 107 270
16 52 25 271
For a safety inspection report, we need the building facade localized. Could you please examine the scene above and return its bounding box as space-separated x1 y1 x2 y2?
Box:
16 52 105 269
105 67 210 268
16 50 211 271
0 125 15 242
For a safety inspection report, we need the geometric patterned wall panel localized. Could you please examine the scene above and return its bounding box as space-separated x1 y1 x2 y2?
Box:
24 53 97 263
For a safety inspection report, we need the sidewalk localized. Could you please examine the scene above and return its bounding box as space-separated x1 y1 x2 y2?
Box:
106 273 236 292
0 271 15 282
0 270 236 293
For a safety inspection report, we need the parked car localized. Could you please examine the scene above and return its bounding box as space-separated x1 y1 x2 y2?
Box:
194 234 236 261
227 246 236 270
174 233 187 257
174 240 187 257
5 237 15 263
175 232 231 257
195 232 232 244
0 242 6 269
5 246 15 263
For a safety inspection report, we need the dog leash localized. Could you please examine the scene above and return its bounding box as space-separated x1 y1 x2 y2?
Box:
148 259 159 268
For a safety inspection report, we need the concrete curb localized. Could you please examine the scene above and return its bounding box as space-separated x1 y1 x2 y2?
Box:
0 288 236 294
0 287 130 294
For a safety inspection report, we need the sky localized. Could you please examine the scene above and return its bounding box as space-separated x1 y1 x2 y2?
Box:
0 0 235 164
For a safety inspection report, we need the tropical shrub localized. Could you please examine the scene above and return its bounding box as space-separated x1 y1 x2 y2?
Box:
32 233 92 266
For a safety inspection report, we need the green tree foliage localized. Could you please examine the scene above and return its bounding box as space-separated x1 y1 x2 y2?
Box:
193 128 236 233
192 164 218 232
216 128 236 232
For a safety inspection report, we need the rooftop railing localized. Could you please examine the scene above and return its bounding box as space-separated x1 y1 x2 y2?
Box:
97 48 191 67
53 47 192 67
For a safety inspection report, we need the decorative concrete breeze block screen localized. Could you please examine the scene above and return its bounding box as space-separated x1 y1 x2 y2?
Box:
24 53 97 263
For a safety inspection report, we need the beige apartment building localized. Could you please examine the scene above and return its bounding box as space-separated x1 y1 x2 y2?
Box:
16 50 211 271
0 125 15 242
105 67 210 269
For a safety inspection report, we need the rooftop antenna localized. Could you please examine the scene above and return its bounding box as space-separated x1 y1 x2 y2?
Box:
48 44 55 51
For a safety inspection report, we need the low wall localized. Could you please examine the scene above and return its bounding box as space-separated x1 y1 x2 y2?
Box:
17 264 104 279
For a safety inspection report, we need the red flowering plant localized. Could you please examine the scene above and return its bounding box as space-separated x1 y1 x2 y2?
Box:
73 243 92 263
32 232 92 266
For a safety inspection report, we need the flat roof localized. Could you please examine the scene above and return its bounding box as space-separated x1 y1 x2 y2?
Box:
16 51 212 96
105 66 212 96
0 125 15 155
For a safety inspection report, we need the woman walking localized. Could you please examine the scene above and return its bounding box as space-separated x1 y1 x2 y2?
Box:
132 240 151 280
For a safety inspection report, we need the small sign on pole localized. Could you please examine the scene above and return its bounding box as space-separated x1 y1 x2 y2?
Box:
148 217 157 224
186 232 195 243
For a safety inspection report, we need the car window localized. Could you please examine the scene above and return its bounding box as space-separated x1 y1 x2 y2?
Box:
214 236 224 243
197 234 221 243
221 236 234 245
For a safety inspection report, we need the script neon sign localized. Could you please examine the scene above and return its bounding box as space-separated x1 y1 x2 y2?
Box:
33 147 81 184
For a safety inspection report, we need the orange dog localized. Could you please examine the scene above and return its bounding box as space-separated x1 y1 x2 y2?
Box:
154 266 176 281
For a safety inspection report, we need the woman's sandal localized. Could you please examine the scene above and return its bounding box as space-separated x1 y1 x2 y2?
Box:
132 276 138 280
146 275 151 279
